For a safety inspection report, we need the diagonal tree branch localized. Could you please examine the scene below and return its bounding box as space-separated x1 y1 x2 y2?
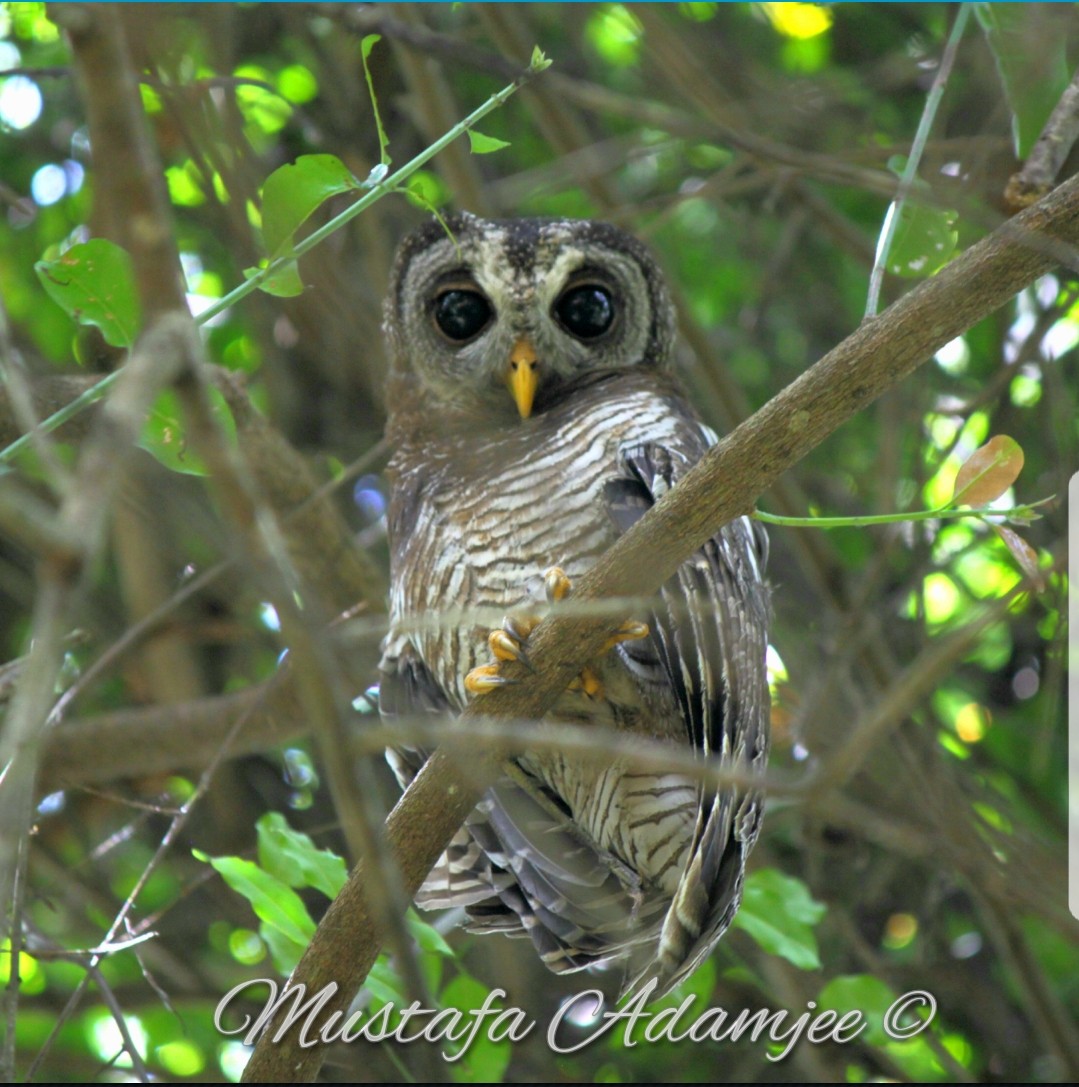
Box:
242 173 1079 1081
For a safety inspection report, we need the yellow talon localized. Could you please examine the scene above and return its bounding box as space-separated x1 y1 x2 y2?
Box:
467 568 639 703
504 613 539 643
602 619 650 652
544 566 572 603
489 629 524 663
568 666 604 699
465 663 516 695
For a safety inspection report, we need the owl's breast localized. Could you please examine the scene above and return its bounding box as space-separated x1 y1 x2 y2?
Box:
392 383 698 709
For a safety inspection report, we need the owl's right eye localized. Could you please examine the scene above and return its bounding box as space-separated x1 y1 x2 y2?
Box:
433 289 492 342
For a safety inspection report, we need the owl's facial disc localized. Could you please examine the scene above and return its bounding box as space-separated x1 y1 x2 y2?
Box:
390 216 675 427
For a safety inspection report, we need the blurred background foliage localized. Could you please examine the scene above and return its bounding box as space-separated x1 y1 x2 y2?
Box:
0 1 1076 1081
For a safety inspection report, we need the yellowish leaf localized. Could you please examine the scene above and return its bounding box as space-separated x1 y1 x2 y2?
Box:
952 435 1024 507
992 524 1044 591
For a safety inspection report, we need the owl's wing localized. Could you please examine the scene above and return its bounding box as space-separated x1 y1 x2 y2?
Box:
604 437 771 994
379 637 652 965
379 636 513 909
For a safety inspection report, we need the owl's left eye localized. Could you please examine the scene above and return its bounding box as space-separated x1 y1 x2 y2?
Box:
553 284 615 340
433 289 492 342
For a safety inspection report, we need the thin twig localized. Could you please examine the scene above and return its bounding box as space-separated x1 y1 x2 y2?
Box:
865 3 971 317
1007 65 1079 207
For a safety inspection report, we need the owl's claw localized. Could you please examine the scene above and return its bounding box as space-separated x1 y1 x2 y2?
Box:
604 619 651 652
465 567 649 700
568 666 604 699
488 627 533 670
465 618 534 696
465 663 519 694
544 566 572 604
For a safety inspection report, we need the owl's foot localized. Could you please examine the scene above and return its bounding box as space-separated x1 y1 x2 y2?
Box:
464 567 649 699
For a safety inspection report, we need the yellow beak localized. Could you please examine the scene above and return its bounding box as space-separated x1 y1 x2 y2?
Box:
505 338 539 419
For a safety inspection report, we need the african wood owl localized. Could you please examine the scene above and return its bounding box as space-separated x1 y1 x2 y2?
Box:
378 213 770 998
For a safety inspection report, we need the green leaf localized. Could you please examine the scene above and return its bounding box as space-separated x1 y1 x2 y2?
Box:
975 3 1070 158
260 154 359 260
244 259 305 298
528 45 551 72
405 170 450 210
35 239 142 350
731 868 825 970
406 910 454 957
818 974 896 1046
137 386 237 477
467 129 511 155
259 921 308 975
441 973 513 1082
886 154 904 178
256 812 347 900
205 855 316 948
886 202 958 279
529 45 553 72
361 35 391 168
365 957 406 1007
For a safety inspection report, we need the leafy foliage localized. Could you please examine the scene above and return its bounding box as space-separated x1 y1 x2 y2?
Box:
0 2 1075 1083
731 868 826 971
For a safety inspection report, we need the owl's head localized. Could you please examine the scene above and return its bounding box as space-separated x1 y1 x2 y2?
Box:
384 214 675 424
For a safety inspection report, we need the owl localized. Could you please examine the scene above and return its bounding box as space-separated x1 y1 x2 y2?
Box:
378 213 770 999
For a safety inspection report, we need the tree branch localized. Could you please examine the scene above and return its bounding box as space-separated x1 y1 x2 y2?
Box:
242 173 1079 1081
1007 65 1079 208
38 680 306 793
0 367 387 615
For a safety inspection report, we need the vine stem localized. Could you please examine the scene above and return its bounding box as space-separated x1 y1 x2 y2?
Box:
752 497 1051 530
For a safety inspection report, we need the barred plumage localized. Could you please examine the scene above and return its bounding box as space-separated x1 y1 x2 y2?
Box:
378 214 770 997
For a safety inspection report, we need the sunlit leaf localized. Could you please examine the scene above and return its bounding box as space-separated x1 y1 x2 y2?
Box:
205 855 316 947
975 3 1070 158
260 154 358 259
245 258 304 298
406 170 450 209
886 202 958 279
818 975 895 1045
35 239 142 350
585 4 642 67
259 922 308 975
923 571 963 625
276 63 318 105
256 812 347 900
406 911 454 957
467 129 511 155
992 524 1044 590
951 435 1024 506
731 868 825 970
365 957 406 1007
441 973 513 1081
761 2 833 40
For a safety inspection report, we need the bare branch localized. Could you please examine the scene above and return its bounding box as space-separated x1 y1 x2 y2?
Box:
1007 66 1079 208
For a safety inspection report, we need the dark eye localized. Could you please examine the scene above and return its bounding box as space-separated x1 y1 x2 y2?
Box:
554 284 615 340
433 289 492 342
